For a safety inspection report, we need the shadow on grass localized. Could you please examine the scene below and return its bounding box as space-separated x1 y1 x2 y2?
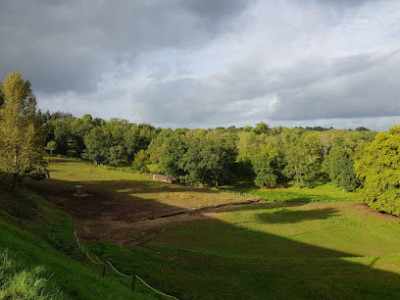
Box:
256 207 339 224
0 184 39 221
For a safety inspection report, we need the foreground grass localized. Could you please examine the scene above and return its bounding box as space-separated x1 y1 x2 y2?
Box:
0 250 63 299
89 242 400 300
0 185 159 299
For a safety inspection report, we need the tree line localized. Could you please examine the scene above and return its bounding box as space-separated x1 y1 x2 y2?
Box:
1 72 400 216
38 105 376 191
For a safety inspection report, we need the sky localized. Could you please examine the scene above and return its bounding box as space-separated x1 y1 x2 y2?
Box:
1 0 400 130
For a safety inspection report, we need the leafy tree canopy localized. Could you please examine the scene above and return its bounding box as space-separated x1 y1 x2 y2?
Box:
354 125 400 216
0 71 47 185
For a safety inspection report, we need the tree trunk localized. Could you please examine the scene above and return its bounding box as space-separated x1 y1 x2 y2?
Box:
13 173 18 188
13 148 18 188
295 165 300 189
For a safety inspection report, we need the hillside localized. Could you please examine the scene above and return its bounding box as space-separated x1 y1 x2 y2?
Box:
0 182 162 299
18 159 400 299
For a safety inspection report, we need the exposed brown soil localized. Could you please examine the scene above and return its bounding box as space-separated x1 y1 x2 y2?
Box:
35 187 259 245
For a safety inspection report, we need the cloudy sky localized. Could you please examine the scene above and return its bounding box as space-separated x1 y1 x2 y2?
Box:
1 0 400 130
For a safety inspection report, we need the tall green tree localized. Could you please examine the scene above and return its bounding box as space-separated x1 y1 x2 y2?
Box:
0 72 47 186
252 144 280 188
354 125 400 216
108 145 129 166
325 146 357 191
123 124 157 159
82 127 112 165
181 130 237 186
282 130 322 188
158 135 187 177
236 131 281 187
324 134 358 192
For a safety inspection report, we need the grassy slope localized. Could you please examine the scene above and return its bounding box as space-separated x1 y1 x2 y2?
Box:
22 160 400 299
88 202 400 299
152 202 400 258
0 185 158 299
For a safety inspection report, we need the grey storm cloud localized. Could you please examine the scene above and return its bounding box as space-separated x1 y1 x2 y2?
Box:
0 0 250 93
1 0 399 130
132 48 400 127
268 50 400 120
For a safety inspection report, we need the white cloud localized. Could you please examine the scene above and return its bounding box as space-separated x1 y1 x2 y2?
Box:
2 0 400 130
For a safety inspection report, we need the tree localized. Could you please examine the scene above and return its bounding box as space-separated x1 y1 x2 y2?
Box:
108 145 129 166
132 149 150 173
181 130 237 186
52 119 70 155
106 118 130 146
123 124 156 159
325 146 357 192
0 72 47 186
282 130 322 188
252 144 280 188
236 131 281 187
45 141 57 156
253 122 270 135
158 135 187 177
82 127 112 165
354 125 400 216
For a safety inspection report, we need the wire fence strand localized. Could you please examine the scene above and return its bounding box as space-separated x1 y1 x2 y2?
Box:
106 261 131 278
74 230 179 299
135 275 179 300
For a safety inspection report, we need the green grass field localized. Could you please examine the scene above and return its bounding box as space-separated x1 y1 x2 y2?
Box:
0 182 162 299
15 159 400 299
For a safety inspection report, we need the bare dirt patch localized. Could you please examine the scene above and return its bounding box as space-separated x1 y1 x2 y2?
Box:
35 186 257 244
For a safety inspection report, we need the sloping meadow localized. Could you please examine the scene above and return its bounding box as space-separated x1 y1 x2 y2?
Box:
23 159 400 299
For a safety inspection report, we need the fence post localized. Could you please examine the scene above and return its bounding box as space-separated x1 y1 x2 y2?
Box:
80 251 86 263
102 261 107 277
131 276 137 290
